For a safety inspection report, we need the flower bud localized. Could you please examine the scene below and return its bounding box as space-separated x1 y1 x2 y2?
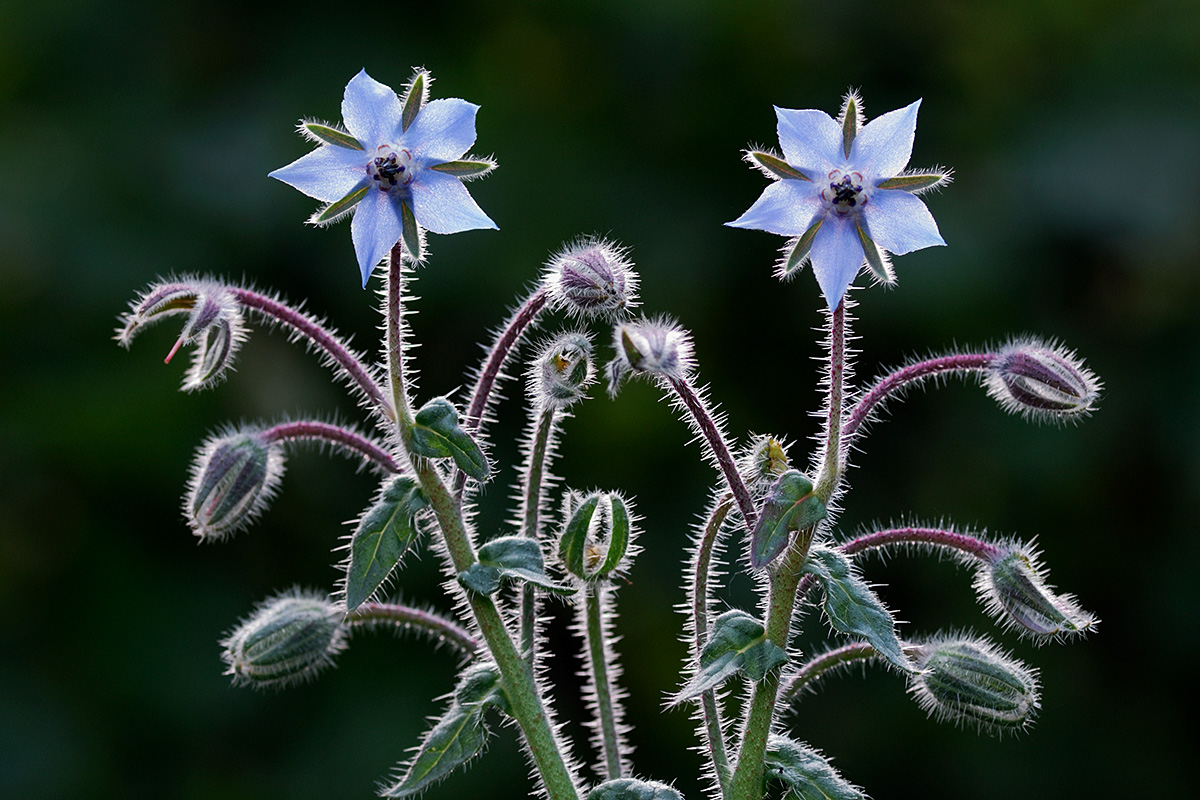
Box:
984 339 1100 422
740 434 791 493
544 237 639 318
117 278 247 392
606 317 694 395
975 543 1097 641
186 428 285 541
908 635 1039 735
221 590 346 689
531 331 594 409
558 491 639 581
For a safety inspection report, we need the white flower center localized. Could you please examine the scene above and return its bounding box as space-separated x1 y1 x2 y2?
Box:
368 145 414 193
820 169 868 216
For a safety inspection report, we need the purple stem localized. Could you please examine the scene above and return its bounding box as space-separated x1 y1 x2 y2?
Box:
261 420 400 473
781 641 878 700
230 287 394 420
840 526 1000 561
667 376 757 532
844 353 993 440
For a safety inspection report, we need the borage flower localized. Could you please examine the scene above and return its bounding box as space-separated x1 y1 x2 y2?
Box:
270 69 497 287
729 92 950 311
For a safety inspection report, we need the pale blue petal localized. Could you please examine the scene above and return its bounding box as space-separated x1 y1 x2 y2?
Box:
351 190 403 287
865 190 946 254
775 107 841 174
851 99 921 180
341 69 403 147
410 170 497 234
810 217 865 311
726 180 821 236
269 146 368 202
404 98 479 162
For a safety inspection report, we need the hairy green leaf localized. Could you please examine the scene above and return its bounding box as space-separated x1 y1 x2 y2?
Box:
410 398 490 480
459 536 573 596
675 610 787 702
801 546 915 674
765 735 865 800
751 470 827 568
345 477 427 611
587 778 685 800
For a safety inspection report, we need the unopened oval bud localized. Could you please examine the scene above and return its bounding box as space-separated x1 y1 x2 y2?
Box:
117 278 247 392
741 434 791 492
558 491 638 581
606 317 694 395
222 590 346 689
984 340 1100 422
531 331 594 409
908 636 1039 735
544 237 639 318
975 543 1097 641
186 428 285 541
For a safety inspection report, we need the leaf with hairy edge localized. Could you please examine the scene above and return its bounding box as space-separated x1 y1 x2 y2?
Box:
674 610 787 703
765 735 865 800
801 546 916 674
345 477 427 611
410 397 490 480
382 664 507 797
750 470 827 568
458 536 574 596
587 778 685 800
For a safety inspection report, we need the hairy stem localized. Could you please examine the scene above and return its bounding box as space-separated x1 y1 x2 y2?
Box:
344 602 480 654
520 406 557 663
231 286 394 420
666 376 757 531
385 252 579 800
780 641 879 700
844 352 993 440
840 526 1001 561
262 420 400 473
583 583 625 780
729 300 848 800
692 495 734 792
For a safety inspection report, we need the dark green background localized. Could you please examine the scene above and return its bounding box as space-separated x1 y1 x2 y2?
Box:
2 1 1197 798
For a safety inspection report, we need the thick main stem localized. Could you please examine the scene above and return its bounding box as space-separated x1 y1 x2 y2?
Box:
728 301 847 800
385 249 578 800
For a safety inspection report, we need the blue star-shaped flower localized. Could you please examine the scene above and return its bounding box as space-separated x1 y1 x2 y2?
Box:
270 69 498 287
728 93 950 311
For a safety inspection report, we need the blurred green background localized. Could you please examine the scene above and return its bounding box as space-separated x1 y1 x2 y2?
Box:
2 0 1198 798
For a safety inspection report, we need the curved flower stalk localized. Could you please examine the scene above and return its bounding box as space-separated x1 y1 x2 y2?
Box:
271 69 498 285
729 91 950 311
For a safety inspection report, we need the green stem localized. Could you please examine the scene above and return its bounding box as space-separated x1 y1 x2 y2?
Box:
520 406 557 663
692 496 734 792
583 583 625 780
385 249 579 800
727 300 847 800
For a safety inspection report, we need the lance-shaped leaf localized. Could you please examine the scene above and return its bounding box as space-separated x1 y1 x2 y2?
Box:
458 536 574 596
801 546 916 674
765 735 865 800
750 470 827 568
383 664 508 797
409 398 490 481
674 610 787 703
345 477 427 611
558 492 632 580
587 778 685 800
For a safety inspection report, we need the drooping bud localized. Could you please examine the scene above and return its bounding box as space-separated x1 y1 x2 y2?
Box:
221 589 346 690
975 543 1097 641
558 491 638 581
117 278 247 392
530 331 594 409
908 635 1039 735
606 316 694 396
544 237 639 319
185 427 285 541
984 339 1100 422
